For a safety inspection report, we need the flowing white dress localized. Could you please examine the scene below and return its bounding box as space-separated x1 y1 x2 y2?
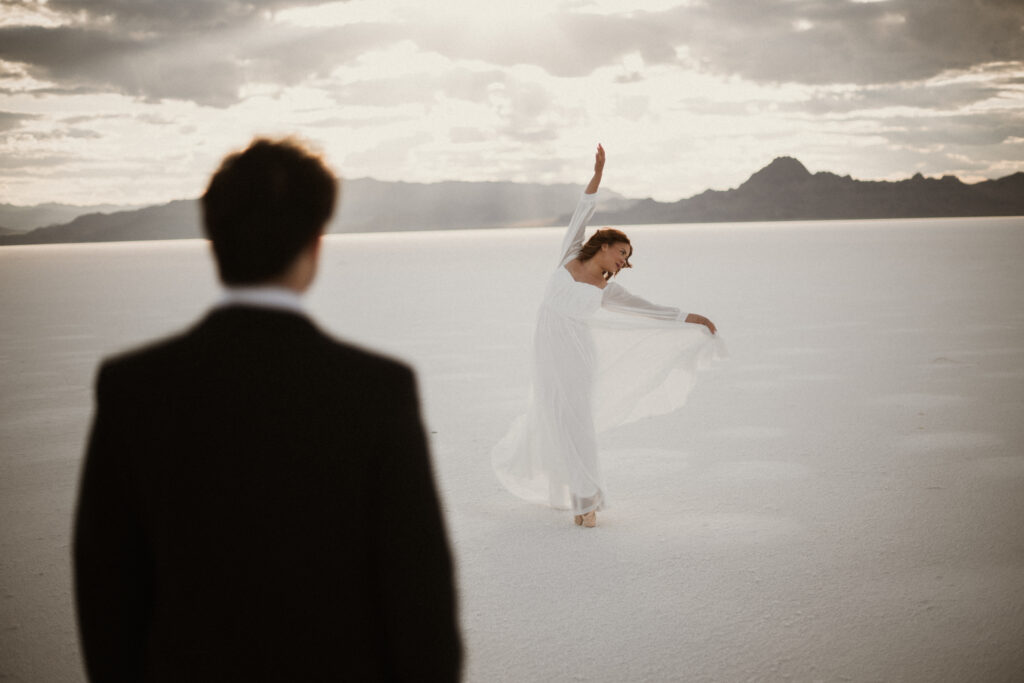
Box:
491 191 725 515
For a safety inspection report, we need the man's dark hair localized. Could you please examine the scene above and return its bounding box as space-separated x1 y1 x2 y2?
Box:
201 138 338 284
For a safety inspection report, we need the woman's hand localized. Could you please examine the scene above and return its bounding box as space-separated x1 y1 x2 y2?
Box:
685 313 717 335
585 144 605 194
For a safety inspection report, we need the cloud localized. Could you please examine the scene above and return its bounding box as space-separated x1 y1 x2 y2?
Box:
678 0 1024 86
0 1 389 106
672 98 768 117
0 84 109 97
60 113 127 125
614 72 644 84
65 127 102 139
875 111 1024 148
397 0 1023 88
406 9 682 79
326 67 573 143
343 130 432 169
1 0 1020 108
487 78 567 142
0 25 245 105
0 110 40 131
0 151 78 169
0 0 1020 207
43 0 334 31
448 126 489 144
306 113 416 128
845 141 1022 182
330 68 507 108
0 64 26 80
238 22 404 89
1 126 101 143
788 81 1008 115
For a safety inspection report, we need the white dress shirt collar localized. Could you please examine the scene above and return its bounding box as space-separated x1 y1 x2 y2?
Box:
218 285 305 315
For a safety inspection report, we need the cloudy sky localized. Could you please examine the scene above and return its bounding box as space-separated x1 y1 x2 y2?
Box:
1 0 1022 206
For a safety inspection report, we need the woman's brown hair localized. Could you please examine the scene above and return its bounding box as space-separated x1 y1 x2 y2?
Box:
577 228 632 280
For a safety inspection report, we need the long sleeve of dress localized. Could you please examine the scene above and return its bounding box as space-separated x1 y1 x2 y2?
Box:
557 191 599 267
601 282 689 322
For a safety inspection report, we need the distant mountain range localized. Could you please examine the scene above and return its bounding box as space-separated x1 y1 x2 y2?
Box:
0 180 631 246
591 157 1024 225
0 201 147 234
1 158 1021 246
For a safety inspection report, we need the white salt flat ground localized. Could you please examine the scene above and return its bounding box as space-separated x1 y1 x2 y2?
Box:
2 218 1023 681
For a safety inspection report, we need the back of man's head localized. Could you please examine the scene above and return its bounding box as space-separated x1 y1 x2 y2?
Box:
202 138 338 285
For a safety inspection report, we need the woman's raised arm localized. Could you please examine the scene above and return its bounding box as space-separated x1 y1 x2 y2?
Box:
585 143 605 195
558 145 605 266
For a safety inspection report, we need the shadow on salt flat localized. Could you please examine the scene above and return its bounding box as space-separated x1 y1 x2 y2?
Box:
790 372 843 382
729 374 842 392
981 369 1024 379
472 342 525 352
707 425 787 439
729 362 788 374
698 460 810 482
602 448 690 466
898 431 1003 453
926 356 973 366
872 392 968 409
768 347 831 357
937 347 1024 358
730 380 787 391
424 370 492 382
795 321 867 331
45 334 99 341
671 512 801 542
971 455 1024 477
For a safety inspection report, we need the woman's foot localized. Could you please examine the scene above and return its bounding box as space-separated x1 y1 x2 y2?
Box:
573 511 596 528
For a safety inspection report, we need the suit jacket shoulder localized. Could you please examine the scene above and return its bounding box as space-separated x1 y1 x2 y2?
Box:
97 305 416 402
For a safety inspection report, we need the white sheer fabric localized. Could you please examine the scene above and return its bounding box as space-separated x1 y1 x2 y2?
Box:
491 191 725 515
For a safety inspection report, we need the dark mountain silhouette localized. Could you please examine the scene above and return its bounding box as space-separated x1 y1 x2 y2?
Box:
590 157 1024 225
2 159 1021 246
0 201 147 233
0 200 203 245
0 179 628 245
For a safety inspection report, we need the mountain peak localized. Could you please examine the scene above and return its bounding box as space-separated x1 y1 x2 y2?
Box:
743 156 812 189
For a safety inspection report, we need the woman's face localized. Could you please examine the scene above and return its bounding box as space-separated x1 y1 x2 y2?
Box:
600 241 631 275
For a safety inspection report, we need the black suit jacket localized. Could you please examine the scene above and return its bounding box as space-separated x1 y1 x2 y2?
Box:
74 306 462 681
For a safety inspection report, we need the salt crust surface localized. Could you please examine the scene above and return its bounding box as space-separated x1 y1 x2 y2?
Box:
1 217 1023 681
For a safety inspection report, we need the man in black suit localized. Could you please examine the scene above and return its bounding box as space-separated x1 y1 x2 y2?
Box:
73 138 462 681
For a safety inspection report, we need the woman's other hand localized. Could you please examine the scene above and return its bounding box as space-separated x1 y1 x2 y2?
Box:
685 313 717 335
585 144 605 194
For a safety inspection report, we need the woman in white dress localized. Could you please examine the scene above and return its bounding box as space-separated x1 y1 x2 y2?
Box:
491 144 720 528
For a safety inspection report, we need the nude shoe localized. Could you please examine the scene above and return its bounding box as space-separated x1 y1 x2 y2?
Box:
576 511 596 528
573 514 583 526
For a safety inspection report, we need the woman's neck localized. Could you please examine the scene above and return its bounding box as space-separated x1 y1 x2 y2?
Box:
578 257 607 281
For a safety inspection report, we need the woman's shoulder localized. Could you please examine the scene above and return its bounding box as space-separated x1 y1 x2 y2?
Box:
562 262 609 290
602 281 623 295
